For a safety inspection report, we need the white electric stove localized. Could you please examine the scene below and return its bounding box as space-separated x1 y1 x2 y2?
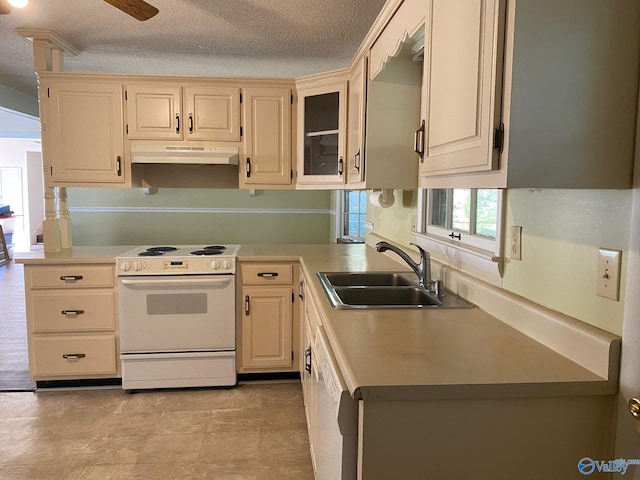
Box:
116 245 241 390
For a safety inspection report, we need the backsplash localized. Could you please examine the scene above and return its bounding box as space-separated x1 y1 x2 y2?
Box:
368 187 632 336
366 189 417 247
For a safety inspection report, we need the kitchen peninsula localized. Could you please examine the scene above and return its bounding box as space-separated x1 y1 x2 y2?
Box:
17 241 619 479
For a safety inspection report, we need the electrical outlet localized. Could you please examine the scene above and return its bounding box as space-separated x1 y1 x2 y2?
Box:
511 226 522 260
596 248 621 301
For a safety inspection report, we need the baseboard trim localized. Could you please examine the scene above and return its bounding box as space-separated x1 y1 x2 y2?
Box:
238 372 300 382
36 378 122 389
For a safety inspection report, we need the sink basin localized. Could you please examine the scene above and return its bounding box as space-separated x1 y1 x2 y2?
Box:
321 272 415 287
317 271 475 310
333 286 440 307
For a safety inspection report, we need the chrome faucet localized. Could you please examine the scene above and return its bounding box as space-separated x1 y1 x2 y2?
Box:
375 241 436 293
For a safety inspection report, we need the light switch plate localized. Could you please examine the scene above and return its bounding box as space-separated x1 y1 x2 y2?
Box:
596 248 621 301
511 226 522 260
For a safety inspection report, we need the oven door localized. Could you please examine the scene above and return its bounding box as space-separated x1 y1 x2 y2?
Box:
119 275 235 353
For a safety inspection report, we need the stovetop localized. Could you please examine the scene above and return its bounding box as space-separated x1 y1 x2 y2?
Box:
117 245 240 275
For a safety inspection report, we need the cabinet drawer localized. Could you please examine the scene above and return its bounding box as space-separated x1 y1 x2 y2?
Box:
27 265 115 289
31 291 116 333
32 335 117 377
242 263 293 285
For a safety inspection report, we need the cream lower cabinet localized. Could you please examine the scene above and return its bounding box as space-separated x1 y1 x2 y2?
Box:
24 263 119 381
42 78 127 186
238 262 298 372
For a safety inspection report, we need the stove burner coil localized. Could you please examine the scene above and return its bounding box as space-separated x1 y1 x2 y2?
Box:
138 250 165 257
190 249 225 256
146 246 178 252
203 246 226 251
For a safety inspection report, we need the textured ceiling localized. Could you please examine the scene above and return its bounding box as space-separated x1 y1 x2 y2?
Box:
0 0 387 98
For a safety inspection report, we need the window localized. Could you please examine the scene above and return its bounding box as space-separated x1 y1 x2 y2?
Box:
422 188 501 253
339 190 367 242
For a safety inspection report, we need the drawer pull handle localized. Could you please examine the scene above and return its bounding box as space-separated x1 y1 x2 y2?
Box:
304 347 312 374
257 272 279 278
61 309 85 315
62 353 86 360
60 275 83 281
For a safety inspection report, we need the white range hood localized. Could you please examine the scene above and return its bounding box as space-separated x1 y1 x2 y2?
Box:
130 145 239 165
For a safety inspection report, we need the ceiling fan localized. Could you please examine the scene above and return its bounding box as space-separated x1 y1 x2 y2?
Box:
0 0 159 21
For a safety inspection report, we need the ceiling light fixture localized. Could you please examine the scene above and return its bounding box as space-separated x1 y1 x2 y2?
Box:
8 0 28 8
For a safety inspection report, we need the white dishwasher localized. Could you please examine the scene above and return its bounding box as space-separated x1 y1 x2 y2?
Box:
314 326 358 480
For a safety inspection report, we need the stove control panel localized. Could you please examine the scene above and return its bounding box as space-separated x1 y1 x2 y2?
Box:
117 258 235 275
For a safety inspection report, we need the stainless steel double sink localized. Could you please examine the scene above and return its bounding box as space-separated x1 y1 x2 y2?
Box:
317 272 475 309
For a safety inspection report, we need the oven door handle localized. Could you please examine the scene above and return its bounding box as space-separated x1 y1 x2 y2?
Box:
120 277 232 287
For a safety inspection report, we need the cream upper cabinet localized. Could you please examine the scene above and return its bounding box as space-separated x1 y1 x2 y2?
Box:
241 87 293 187
44 80 126 186
346 58 367 185
125 84 241 142
419 0 504 178
362 0 424 190
295 79 347 188
419 0 640 189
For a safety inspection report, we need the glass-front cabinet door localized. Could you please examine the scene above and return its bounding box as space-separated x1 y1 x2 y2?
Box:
296 82 347 187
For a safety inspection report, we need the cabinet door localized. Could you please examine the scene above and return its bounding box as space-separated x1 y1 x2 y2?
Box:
420 0 505 176
185 86 241 141
46 82 125 184
126 85 182 139
297 82 347 186
347 59 367 185
242 87 292 186
242 286 293 369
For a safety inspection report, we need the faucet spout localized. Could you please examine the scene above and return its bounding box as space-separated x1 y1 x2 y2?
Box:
375 241 433 291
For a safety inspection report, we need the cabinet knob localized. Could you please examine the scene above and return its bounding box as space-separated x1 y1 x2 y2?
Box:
246 158 251 178
175 113 180 134
629 397 640 419
188 113 194 133
337 156 344 176
61 309 85 316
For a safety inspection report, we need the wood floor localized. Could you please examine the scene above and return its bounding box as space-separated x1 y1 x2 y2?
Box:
0 259 34 391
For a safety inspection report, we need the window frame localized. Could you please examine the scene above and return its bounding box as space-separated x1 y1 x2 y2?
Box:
425 188 500 252
414 188 505 284
336 189 367 243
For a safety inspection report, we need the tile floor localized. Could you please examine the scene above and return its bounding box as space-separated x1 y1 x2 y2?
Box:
0 381 314 479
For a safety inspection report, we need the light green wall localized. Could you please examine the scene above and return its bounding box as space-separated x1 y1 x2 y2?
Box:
503 189 630 335
367 189 418 247
367 187 630 335
68 188 332 246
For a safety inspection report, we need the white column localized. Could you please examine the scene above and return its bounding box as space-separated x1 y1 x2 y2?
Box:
57 187 72 249
42 187 60 253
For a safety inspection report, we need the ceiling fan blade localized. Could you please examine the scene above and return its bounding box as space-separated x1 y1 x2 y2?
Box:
0 0 11 15
102 0 158 21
